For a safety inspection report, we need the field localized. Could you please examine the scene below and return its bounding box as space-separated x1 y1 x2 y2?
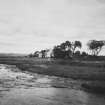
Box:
0 56 105 80
0 56 105 93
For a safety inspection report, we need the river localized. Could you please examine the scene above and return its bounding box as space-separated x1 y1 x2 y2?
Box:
0 64 104 105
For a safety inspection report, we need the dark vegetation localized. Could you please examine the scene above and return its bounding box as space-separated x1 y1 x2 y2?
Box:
0 39 105 94
29 40 105 59
0 56 105 93
0 56 105 80
81 81 105 94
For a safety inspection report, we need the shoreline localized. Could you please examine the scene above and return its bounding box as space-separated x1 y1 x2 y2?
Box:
0 56 105 93
0 57 105 80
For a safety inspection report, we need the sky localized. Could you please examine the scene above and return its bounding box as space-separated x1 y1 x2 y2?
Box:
0 0 105 54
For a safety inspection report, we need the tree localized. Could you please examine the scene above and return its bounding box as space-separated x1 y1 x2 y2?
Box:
74 50 81 57
81 51 87 57
87 40 105 56
65 41 72 51
41 50 46 58
53 45 65 59
72 41 82 55
33 51 39 57
28 53 33 58
60 43 66 51
52 40 82 59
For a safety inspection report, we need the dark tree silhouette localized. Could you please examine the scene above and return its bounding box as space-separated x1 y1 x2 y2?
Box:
87 40 105 56
81 51 87 57
72 41 82 55
52 40 82 59
53 45 65 59
74 50 81 57
33 51 39 57
41 50 46 58
28 53 33 57
60 43 66 51
65 41 72 51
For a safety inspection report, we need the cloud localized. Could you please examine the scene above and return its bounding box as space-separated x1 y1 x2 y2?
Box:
0 0 104 54
0 42 16 46
96 0 105 4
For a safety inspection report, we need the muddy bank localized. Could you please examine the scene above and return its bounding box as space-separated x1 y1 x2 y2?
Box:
0 64 82 89
0 57 105 95
81 81 105 94
0 64 105 105
0 57 105 81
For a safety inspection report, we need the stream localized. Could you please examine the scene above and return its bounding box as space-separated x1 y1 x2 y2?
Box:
0 64 104 105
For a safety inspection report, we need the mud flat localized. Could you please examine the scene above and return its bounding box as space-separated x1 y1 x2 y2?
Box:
0 64 105 105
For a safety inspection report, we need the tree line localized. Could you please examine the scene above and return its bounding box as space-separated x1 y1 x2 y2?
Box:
29 40 105 59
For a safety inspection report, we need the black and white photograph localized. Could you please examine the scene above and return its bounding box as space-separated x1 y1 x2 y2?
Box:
0 0 105 105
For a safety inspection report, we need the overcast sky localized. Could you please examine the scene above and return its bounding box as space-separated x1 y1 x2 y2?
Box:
0 0 105 54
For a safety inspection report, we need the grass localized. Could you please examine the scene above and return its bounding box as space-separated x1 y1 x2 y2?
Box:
0 56 105 80
81 81 105 94
0 56 105 93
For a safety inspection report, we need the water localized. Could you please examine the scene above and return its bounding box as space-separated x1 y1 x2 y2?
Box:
0 64 104 105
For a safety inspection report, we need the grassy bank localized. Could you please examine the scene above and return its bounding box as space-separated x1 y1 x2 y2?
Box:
81 81 105 94
0 56 105 81
0 56 105 93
